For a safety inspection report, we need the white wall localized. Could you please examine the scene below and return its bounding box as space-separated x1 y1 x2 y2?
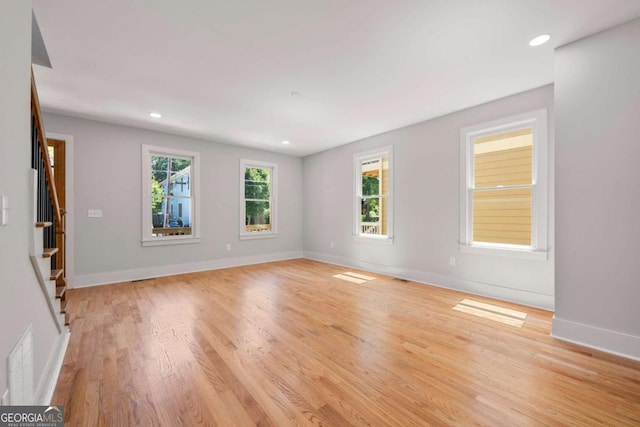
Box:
303 86 555 309
41 113 303 287
0 0 61 402
553 18 640 360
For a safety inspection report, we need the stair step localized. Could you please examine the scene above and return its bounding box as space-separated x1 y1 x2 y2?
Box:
50 269 63 280
64 311 70 326
56 284 65 299
43 248 58 258
36 221 53 228
60 299 69 314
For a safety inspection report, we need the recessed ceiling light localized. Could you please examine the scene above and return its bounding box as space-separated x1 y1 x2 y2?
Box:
149 112 162 119
281 140 290 145
529 34 551 47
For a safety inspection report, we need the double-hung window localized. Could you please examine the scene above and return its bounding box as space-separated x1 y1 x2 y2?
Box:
142 145 200 246
354 147 393 242
460 109 548 259
240 159 277 238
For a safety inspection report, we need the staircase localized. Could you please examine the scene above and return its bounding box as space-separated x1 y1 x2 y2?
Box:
29 69 69 331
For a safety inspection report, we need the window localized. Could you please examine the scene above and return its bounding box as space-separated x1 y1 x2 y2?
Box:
142 145 200 246
460 109 548 259
354 147 393 242
240 159 277 239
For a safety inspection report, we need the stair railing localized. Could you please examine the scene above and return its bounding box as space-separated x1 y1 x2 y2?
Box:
30 68 65 282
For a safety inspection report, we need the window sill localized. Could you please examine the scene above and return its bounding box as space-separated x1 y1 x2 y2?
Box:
240 233 278 240
353 235 394 245
142 237 200 247
459 243 547 261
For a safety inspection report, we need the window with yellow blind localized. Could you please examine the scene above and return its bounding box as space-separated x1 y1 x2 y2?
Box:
460 110 548 259
354 147 393 243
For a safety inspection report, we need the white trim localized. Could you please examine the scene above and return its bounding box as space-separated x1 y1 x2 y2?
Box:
353 145 394 242
551 316 640 362
240 159 278 238
240 233 279 240
141 144 201 246
459 109 548 257
459 243 548 260
45 132 75 288
141 237 201 246
352 235 394 245
303 251 554 310
72 251 302 288
34 330 70 405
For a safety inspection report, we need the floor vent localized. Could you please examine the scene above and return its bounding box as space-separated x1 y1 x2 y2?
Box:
393 277 409 283
8 325 34 404
453 298 527 328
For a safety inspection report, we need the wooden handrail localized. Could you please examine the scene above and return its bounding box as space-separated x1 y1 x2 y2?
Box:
30 67 62 226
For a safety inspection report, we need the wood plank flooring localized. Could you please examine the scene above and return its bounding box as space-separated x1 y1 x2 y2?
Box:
53 259 640 426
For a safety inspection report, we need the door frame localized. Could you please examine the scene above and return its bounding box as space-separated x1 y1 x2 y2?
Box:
46 132 74 288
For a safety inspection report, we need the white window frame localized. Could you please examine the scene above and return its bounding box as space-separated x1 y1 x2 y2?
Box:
353 146 394 244
459 109 548 260
141 145 201 246
240 159 278 240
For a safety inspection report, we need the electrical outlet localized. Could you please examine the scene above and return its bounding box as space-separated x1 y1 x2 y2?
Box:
88 209 102 218
330 241 335 248
226 243 231 251
449 257 456 267
1 389 9 406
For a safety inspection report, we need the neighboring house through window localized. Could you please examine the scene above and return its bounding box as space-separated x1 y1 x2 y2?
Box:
240 159 277 239
459 109 548 259
354 146 393 242
142 145 200 246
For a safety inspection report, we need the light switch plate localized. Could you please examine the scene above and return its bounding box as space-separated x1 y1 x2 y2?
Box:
1 195 8 226
88 209 102 218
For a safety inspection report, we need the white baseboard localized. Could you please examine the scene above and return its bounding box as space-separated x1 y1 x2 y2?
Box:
303 251 554 311
551 316 640 361
34 329 70 405
72 251 304 288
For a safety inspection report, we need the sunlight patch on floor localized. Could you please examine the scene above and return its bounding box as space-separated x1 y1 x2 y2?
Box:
453 298 527 328
333 272 376 284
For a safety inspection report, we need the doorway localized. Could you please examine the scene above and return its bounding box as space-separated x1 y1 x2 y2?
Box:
47 138 66 276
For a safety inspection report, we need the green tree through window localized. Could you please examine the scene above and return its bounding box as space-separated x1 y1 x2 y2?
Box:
244 167 271 229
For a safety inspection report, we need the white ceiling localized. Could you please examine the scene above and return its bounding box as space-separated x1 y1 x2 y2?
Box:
33 0 640 156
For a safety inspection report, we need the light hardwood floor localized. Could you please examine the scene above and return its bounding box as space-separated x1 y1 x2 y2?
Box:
53 259 640 426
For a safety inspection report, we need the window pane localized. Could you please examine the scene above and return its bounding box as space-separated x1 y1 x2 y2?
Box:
169 158 192 197
171 157 191 173
473 188 531 246
169 170 191 196
152 197 192 237
151 155 170 175
245 167 270 200
360 198 384 235
245 200 271 232
474 128 532 188
361 159 380 196
150 171 167 198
